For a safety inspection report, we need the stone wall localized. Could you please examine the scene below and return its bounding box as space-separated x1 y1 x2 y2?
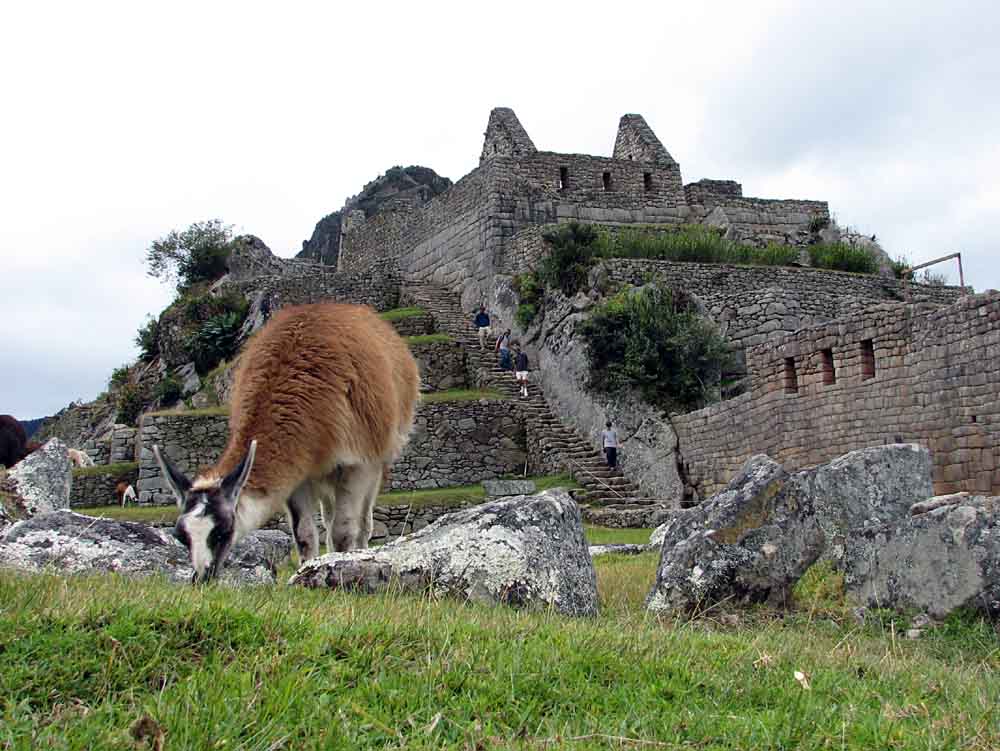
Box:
674 292 1000 498
390 400 526 490
389 312 435 336
409 340 467 391
137 399 528 503
69 463 139 507
137 412 230 505
604 259 964 355
232 262 401 313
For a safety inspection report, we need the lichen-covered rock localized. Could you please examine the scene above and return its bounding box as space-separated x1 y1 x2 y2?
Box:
646 445 933 614
847 495 1000 618
589 543 648 557
0 438 71 517
0 511 291 585
290 489 598 616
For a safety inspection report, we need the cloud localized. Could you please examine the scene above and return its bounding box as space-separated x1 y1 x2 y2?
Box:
1 0 997 419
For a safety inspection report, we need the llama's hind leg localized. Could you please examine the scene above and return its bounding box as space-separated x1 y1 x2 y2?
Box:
285 482 319 564
314 475 338 553
331 463 383 552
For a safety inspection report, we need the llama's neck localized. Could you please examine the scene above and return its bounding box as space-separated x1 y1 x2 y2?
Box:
233 491 273 543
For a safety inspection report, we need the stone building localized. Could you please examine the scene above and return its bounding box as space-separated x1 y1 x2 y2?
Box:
337 107 831 309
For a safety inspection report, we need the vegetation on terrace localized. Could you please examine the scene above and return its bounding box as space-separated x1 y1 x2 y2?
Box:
404 333 452 346
71 461 138 479
420 388 503 404
2 557 997 749
379 306 428 322
581 285 736 411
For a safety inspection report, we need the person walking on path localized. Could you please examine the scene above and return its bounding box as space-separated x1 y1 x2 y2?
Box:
514 343 530 399
601 421 619 468
495 328 512 371
474 306 492 349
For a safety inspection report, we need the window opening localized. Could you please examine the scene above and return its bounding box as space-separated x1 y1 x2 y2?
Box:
602 172 612 191
643 172 653 192
821 348 836 385
784 358 799 394
559 166 568 191
860 339 875 380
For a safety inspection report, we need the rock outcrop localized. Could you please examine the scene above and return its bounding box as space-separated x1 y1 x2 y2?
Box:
848 493 1000 617
0 438 71 519
290 489 598 616
647 445 933 614
0 511 291 585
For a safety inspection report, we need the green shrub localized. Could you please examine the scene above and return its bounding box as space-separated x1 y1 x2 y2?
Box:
135 316 160 361
539 223 600 296
808 215 830 233
806 243 878 274
115 383 146 426
188 311 246 375
580 285 735 411
513 272 543 328
155 375 182 406
145 218 233 292
109 364 130 389
180 289 248 327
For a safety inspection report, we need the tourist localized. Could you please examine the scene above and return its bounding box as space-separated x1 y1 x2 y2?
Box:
474 306 492 349
601 421 619 468
514 343 529 399
495 328 512 371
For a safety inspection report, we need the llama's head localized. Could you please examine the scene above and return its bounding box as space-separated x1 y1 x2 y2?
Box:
153 441 257 584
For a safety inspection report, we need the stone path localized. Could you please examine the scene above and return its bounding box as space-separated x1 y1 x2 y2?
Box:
402 282 658 512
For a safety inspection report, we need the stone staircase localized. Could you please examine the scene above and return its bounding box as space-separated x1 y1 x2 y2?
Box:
402 281 655 512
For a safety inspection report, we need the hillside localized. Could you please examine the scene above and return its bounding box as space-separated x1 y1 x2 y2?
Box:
297 165 452 266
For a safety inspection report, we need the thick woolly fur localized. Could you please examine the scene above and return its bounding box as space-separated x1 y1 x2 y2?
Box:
195 302 420 558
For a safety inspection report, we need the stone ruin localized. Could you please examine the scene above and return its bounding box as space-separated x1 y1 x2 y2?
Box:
17 106 997 618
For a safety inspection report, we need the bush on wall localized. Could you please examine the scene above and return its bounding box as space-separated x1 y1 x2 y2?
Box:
579 285 735 412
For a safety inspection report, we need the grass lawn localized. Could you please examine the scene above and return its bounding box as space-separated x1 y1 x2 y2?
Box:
405 333 452 345
76 474 584 523
1 554 998 749
379 306 428 322
583 525 654 546
420 388 503 404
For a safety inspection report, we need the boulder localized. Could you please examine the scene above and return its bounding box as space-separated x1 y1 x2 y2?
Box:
646 445 933 614
0 511 291 585
290 489 598 616
483 479 536 497
0 438 71 518
847 495 1000 618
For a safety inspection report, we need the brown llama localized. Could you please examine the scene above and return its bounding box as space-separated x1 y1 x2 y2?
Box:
154 303 420 583
0 415 27 468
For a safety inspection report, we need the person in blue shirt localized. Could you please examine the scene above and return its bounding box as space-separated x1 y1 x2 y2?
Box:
474 306 492 349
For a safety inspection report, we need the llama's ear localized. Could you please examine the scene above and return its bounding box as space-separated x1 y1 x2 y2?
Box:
221 440 257 507
153 445 191 509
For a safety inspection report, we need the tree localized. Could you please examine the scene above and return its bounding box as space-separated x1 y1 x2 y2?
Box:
145 219 234 291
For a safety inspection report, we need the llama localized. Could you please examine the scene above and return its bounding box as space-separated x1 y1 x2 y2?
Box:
68 448 94 467
154 302 420 583
0 415 27 468
115 480 137 506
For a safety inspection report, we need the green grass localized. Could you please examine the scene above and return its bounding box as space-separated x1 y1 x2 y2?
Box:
421 388 503 404
75 474 581 520
71 461 139 479
379 306 428 322
1 560 998 749
74 504 179 525
405 333 452 346
583 525 654 546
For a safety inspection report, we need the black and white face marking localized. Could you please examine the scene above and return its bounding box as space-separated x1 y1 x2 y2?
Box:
174 488 237 583
154 440 257 586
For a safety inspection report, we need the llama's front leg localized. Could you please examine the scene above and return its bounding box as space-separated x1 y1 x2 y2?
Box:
286 482 319 563
314 475 338 553
331 463 382 552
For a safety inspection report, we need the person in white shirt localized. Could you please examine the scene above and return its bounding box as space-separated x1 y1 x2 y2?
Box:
601 421 619 468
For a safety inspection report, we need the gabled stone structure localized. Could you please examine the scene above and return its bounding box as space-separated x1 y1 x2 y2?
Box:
338 107 830 309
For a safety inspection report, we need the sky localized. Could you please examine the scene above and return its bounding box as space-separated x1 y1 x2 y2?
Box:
2 0 998 420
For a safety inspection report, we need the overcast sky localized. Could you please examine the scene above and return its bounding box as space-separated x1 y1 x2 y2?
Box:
2 0 998 420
